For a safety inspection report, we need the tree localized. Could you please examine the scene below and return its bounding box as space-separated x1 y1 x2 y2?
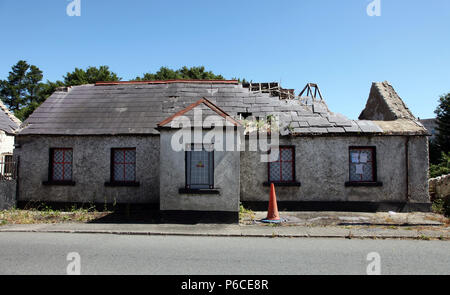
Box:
429 139 441 165
435 93 450 154
134 66 225 81
0 60 46 121
63 65 121 86
430 152 450 178
1 62 243 121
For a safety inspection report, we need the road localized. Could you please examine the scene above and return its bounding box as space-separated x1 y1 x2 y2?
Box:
0 232 449 275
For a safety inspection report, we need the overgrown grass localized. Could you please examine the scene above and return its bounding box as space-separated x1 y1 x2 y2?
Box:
239 203 255 222
432 196 450 219
0 203 109 226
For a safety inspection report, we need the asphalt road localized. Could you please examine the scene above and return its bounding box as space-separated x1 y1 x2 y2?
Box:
0 232 449 275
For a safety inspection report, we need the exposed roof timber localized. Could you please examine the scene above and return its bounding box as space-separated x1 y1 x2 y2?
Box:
298 83 324 101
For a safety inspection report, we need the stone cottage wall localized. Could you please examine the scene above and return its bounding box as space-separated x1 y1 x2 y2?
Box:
429 174 450 200
0 180 16 210
14 135 160 204
240 135 429 208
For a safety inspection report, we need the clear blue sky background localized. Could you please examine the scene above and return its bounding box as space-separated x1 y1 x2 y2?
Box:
0 0 449 119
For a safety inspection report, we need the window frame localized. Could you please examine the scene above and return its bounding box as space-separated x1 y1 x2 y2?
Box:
346 146 382 187
267 145 299 185
3 154 14 175
185 145 214 190
110 148 137 184
45 148 75 185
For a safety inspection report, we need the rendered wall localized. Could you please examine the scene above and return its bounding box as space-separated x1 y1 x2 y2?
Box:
0 131 15 159
159 128 240 212
14 135 160 204
240 135 429 205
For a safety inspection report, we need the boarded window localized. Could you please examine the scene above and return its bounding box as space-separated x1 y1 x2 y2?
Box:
112 148 136 182
51 148 73 181
186 146 214 189
349 147 376 182
269 147 295 183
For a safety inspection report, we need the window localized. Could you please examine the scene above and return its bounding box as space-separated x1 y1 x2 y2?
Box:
186 146 214 189
111 148 136 182
3 155 13 175
50 148 73 181
348 147 376 182
268 146 295 183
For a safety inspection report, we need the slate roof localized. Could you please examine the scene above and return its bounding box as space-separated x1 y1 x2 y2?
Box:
158 97 241 128
0 101 21 134
18 80 425 136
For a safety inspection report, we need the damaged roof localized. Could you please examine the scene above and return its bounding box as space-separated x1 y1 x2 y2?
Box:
18 80 426 136
0 101 21 134
359 81 416 121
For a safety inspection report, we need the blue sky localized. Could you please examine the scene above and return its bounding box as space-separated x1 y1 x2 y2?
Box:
0 0 449 119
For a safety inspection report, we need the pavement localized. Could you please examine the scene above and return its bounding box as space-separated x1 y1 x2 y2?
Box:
0 211 449 240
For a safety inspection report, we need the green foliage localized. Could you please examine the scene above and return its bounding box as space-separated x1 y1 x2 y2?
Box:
63 65 120 86
435 93 450 154
239 202 255 221
429 139 442 165
134 66 225 81
432 195 450 217
429 152 450 178
0 60 46 120
0 62 120 120
1 61 243 121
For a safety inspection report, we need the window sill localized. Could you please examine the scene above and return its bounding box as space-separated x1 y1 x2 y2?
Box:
42 180 76 186
263 181 301 187
105 181 140 187
345 181 383 187
179 188 220 195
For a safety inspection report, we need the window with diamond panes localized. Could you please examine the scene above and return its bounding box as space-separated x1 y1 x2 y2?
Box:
112 148 136 182
51 148 73 181
269 147 295 183
349 147 375 182
186 147 214 189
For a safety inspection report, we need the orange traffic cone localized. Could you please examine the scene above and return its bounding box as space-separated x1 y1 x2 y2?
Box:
262 183 282 223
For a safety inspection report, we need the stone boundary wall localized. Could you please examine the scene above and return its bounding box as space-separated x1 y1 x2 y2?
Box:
429 174 450 200
0 180 16 210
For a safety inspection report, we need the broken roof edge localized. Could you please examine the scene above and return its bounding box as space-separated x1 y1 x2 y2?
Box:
359 81 416 121
157 97 242 128
0 100 21 134
95 80 240 86
372 118 428 136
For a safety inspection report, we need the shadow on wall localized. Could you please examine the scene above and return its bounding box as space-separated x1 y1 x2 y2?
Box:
15 201 235 224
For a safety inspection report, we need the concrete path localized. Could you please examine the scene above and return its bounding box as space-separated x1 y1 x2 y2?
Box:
1 222 449 240
1 211 448 239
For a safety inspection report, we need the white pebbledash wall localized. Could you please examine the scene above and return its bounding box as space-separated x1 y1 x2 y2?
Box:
0 130 15 160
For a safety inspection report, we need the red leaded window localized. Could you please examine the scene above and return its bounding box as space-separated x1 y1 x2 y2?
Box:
112 148 136 182
268 147 295 183
186 146 214 189
51 148 73 181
